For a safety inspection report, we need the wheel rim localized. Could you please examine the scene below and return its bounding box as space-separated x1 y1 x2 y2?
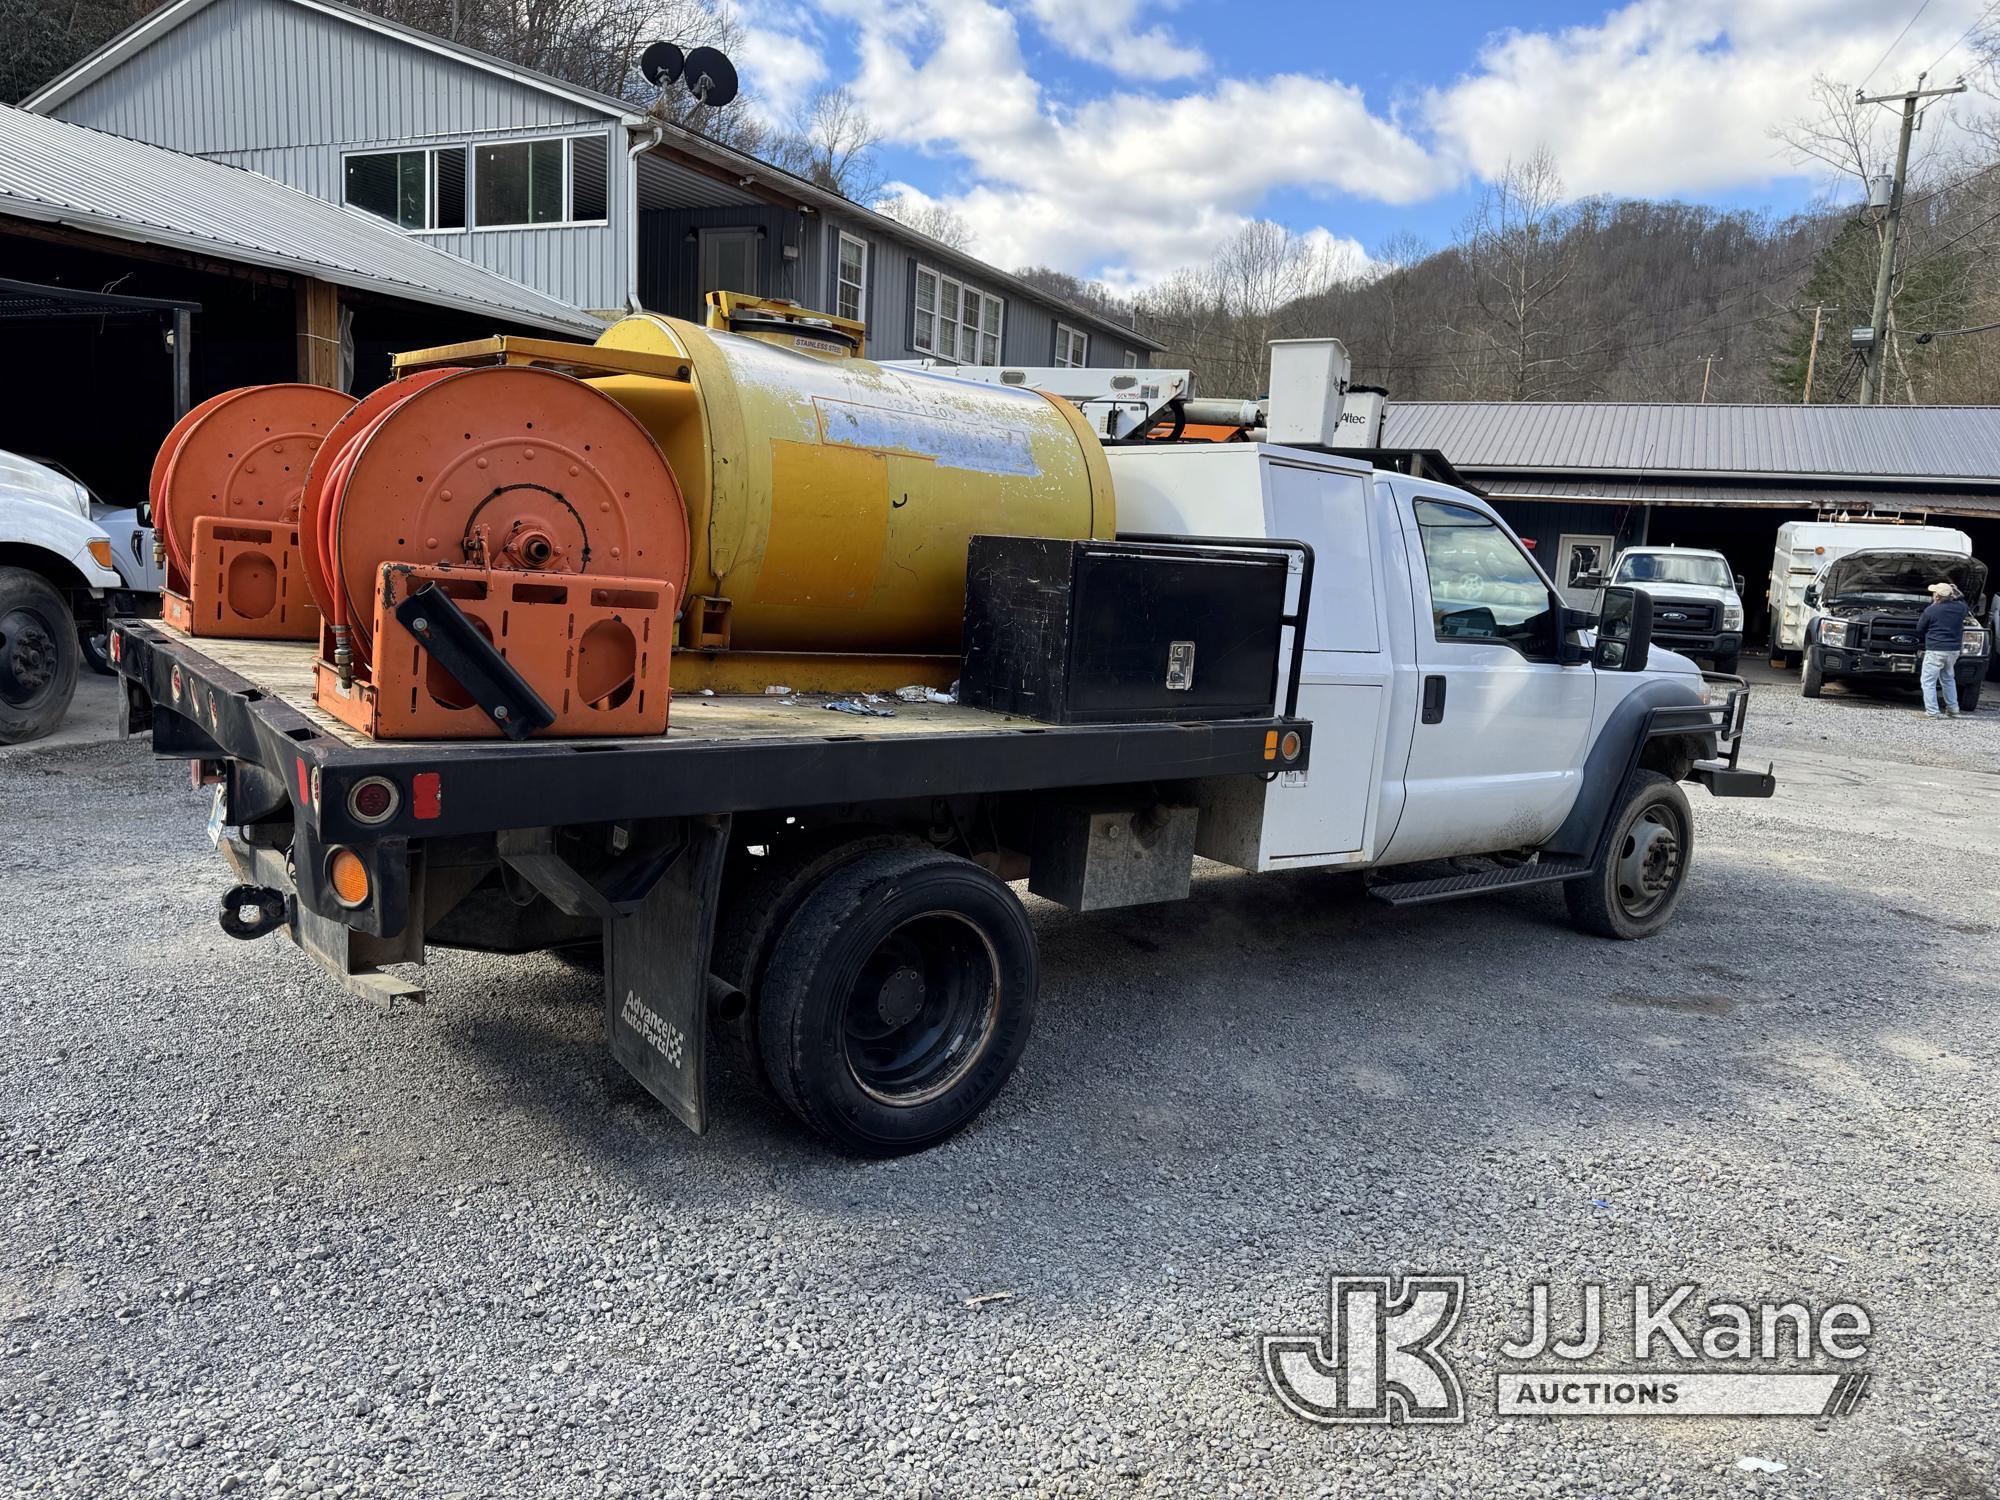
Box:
842 911 1001 1107
0 605 60 709
1612 802 1686 920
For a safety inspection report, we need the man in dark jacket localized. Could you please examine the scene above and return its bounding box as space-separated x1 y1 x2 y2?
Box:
1917 581 1969 718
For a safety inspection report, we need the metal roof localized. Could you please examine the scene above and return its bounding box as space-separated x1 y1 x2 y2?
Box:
1480 477 2000 519
19 0 1163 351
0 106 602 336
1381 402 2000 486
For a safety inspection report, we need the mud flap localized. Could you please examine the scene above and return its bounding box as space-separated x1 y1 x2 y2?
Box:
604 814 731 1135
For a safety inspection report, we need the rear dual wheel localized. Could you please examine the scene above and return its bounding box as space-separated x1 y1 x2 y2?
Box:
752 845 1038 1156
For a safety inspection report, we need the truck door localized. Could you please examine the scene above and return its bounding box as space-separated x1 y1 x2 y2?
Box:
1380 490 1596 863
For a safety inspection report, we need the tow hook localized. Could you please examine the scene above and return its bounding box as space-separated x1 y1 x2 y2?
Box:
218 884 290 941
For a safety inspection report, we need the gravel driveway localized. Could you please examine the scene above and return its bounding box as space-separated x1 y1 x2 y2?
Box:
2 669 1995 1499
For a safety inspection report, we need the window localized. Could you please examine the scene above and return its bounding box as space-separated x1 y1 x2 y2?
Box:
837 233 868 322
471 135 610 229
344 150 434 232
1412 499 1558 659
1054 324 1088 368
1124 350 1141 369
1613 552 1732 588
913 265 1002 363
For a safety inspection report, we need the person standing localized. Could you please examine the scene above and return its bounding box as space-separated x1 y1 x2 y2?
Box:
1916 581 1969 718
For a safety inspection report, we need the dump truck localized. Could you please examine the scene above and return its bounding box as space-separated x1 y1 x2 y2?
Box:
108 304 1773 1155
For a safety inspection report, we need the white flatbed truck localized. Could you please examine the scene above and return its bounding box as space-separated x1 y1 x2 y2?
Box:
110 436 1772 1155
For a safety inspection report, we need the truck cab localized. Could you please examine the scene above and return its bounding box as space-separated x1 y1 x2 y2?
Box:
1599 545 1744 673
1800 548 1991 706
1106 440 1750 936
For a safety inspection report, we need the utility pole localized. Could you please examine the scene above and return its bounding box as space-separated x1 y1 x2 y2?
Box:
1698 354 1716 403
1856 74 1966 405
1802 303 1825 404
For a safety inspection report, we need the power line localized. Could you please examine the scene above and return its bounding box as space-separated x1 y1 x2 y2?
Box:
1861 0 1938 89
1923 0 2000 75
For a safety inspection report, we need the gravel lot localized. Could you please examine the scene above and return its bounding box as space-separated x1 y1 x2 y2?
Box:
2 666 1996 1499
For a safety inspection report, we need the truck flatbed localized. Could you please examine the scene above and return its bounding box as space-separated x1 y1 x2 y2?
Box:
112 621 1311 846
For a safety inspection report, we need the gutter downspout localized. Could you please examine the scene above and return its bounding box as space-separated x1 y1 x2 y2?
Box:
625 119 664 314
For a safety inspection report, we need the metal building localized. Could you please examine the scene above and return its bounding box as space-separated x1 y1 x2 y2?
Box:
1382 400 2000 627
23 0 1162 369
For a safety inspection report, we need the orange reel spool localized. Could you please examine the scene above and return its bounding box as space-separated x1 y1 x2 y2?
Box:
152 384 356 582
298 368 461 625
316 365 690 660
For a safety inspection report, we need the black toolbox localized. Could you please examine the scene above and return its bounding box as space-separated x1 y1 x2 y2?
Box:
959 535 1294 724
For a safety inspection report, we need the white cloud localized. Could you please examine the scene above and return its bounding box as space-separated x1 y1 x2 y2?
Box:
730 3 830 128
821 0 1447 288
1016 0 1203 81
1426 0 1983 197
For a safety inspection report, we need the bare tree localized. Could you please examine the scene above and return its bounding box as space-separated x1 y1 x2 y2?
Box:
1448 149 1605 398
1012 266 1136 329
4 0 160 105
1137 222 1354 397
766 87 882 200
875 194 974 250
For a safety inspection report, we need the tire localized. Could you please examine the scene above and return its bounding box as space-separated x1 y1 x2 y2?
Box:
756 845 1038 1155
1959 677 1982 713
81 628 116 677
709 828 920 1096
0 567 80 745
1713 651 1740 676
1565 770 1694 941
1800 648 1823 698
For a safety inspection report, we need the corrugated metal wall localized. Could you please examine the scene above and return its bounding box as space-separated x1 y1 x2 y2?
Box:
49 0 629 310
637 205 820 319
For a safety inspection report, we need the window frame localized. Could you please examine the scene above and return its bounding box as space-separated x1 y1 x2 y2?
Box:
1054 323 1088 368
1123 350 1141 369
836 232 869 323
1410 497 1563 663
913 263 1005 364
467 132 612 233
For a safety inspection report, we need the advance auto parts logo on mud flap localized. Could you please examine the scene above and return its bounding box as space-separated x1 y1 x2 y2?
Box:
619 989 685 1070
1262 1276 1874 1425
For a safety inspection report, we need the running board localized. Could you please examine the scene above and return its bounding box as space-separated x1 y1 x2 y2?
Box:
1368 860 1591 907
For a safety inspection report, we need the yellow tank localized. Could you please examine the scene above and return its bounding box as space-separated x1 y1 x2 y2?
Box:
589 313 1114 654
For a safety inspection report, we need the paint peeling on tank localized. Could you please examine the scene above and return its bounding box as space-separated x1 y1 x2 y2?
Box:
814 397 1042 478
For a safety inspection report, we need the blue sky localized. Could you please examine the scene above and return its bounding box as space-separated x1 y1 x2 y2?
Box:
730 0 1995 289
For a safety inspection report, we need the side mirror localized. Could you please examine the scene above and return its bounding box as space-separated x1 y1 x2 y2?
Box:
1593 585 1653 672
1733 573 1746 595
1803 584 1820 607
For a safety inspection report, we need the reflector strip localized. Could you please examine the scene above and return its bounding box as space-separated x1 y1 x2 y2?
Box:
295 758 311 806
411 771 442 820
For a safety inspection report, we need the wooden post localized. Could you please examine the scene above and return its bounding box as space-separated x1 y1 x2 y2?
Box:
294 276 342 388
169 306 192 417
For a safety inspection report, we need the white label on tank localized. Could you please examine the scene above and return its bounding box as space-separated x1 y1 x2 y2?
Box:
815 397 1041 477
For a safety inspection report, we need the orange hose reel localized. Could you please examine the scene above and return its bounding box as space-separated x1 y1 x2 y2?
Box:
303 365 690 740
152 383 355 639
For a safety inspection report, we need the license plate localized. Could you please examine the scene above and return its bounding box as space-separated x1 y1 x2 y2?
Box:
206 784 227 847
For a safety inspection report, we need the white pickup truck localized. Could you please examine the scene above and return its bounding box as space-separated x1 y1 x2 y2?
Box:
0 449 132 743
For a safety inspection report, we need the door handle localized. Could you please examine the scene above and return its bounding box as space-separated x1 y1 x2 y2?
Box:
1421 674 1446 724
